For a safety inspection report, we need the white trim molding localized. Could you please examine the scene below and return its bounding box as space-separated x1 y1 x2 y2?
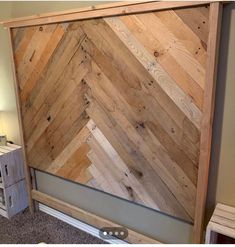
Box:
39 203 127 244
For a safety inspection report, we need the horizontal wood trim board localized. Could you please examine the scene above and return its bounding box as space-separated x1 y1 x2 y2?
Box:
2 1 213 27
31 190 161 244
2 1 152 23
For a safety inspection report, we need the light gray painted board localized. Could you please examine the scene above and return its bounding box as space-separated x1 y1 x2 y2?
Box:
0 148 25 188
36 170 193 244
5 179 28 218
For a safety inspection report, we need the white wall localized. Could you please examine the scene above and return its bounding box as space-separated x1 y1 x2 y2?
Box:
0 2 21 144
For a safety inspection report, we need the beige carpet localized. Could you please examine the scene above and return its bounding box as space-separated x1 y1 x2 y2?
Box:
0 209 106 244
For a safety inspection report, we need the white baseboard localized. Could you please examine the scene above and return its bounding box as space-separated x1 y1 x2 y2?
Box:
39 203 127 244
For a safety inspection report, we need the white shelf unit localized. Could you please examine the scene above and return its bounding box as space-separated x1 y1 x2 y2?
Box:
206 203 235 244
0 143 28 219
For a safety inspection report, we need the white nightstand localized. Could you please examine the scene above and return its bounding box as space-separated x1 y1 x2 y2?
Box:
206 203 235 244
0 143 28 218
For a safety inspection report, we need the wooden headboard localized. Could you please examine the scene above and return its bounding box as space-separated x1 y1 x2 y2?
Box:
3 1 223 243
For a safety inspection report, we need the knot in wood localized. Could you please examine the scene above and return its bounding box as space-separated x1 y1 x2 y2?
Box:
154 51 160 57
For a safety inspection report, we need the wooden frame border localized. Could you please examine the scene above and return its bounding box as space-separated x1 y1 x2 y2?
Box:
194 2 223 243
32 190 161 244
7 29 34 213
1 1 213 28
3 1 224 243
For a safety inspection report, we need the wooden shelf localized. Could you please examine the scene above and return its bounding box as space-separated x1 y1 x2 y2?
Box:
206 203 235 243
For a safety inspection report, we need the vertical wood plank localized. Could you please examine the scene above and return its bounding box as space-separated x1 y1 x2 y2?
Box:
194 2 222 243
7 28 34 213
30 167 39 211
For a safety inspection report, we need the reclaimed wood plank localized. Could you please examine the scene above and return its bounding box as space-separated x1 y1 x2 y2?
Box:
47 125 91 174
105 16 202 129
174 5 210 45
86 100 192 221
87 119 159 208
2 1 212 28
32 190 161 244
20 23 68 103
194 2 222 243
17 24 58 90
56 143 92 183
80 20 200 164
120 14 204 110
84 66 195 220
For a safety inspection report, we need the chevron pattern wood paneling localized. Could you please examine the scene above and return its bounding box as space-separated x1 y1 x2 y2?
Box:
11 5 210 222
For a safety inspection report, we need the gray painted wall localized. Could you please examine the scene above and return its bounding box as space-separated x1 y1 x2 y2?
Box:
206 2 235 221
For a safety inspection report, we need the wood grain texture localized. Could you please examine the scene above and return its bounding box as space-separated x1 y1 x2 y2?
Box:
194 2 222 243
10 3 214 226
32 190 161 244
206 204 235 243
3 1 213 28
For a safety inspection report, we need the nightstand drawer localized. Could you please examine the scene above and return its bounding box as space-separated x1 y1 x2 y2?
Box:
0 180 28 219
0 145 25 188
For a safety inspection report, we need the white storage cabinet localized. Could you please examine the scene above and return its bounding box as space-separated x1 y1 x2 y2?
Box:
0 143 28 218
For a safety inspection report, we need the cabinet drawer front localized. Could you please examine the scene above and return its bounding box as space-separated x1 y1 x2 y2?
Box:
5 180 28 218
0 149 25 188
